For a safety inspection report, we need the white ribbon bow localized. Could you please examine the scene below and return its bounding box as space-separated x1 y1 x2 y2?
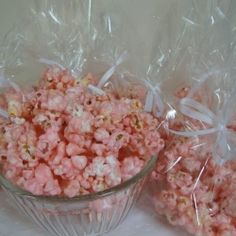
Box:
39 58 65 70
144 81 164 117
167 71 236 164
167 69 236 164
88 51 128 95
97 51 128 89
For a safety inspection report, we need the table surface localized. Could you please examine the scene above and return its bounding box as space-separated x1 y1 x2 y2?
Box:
0 1 190 235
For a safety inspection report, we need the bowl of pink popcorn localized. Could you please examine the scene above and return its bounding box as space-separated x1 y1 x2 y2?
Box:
0 66 164 236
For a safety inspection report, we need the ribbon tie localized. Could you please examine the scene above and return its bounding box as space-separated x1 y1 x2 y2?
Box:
39 58 65 70
167 75 236 164
167 69 236 164
97 51 128 89
144 81 164 117
88 51 128 95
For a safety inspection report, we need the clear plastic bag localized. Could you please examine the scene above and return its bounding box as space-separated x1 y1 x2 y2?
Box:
151 0 236 235
0 0 127 84
0 0 168 203
0 1 167 235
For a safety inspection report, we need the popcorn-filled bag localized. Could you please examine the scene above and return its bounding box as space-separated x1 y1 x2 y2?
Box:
0 1 165 235
151 0 236 235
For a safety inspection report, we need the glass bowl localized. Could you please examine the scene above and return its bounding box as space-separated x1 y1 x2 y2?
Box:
0 155 156 236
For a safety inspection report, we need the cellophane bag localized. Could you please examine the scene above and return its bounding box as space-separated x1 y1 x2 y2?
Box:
0 0 169 202
150 0 236 235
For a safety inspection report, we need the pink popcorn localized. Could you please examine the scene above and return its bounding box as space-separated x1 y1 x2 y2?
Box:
182 157 202 172
66 143 84 156
53 157 74 179
99 101 114 116
65 86 84 101
105 155 119 167
143 129 165 154
94 128 110 143
4 124 25 143
61 158 74 177
221 194 236 218
140 112 159 128
64 131 86 146
105 166 122 187
71 104 84 117
51 141 66 165
35 127 60 160
22 169 34 180
33 110 64 130
64 179 80 198
41 67 76 91
159 190 178 210
41 90 67 112
7 100 22 117
110 100 131 123
168 171 193 189
176 196 192 213
79 177 91 189
108 131 130 152
71 155 87 170
91 143 107 156
152 89 236 236
3 163 22 181
35 164 53 185
121 156 144 181
6 145 24 168
24 178 43 195
67 114 93 134
0 66 164 200
89 156 111 177
92 179 107 192
44 179 61 196
83 95 97 112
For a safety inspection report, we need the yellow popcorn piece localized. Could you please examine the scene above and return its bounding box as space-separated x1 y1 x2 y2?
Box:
8 100 22 117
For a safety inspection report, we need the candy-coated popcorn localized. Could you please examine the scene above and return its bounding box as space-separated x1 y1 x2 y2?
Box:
51 141 66 165
105 155 119 167
0 66 164 198
152 86 236 236
67 114 93 134
35 164 53 185
41 90 67 112
89 156 111 177
94 128 110 143
64 179 81 198
7 100 22 117
24 178 44 196
91 143 107 156
66 143 83 157
44 179 61 196
71 155 87 170
121 156 144 181
105 166 122 187
35 127 60 160
107 130 130 152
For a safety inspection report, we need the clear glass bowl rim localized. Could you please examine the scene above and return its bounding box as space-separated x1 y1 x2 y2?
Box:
0 155 156 202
